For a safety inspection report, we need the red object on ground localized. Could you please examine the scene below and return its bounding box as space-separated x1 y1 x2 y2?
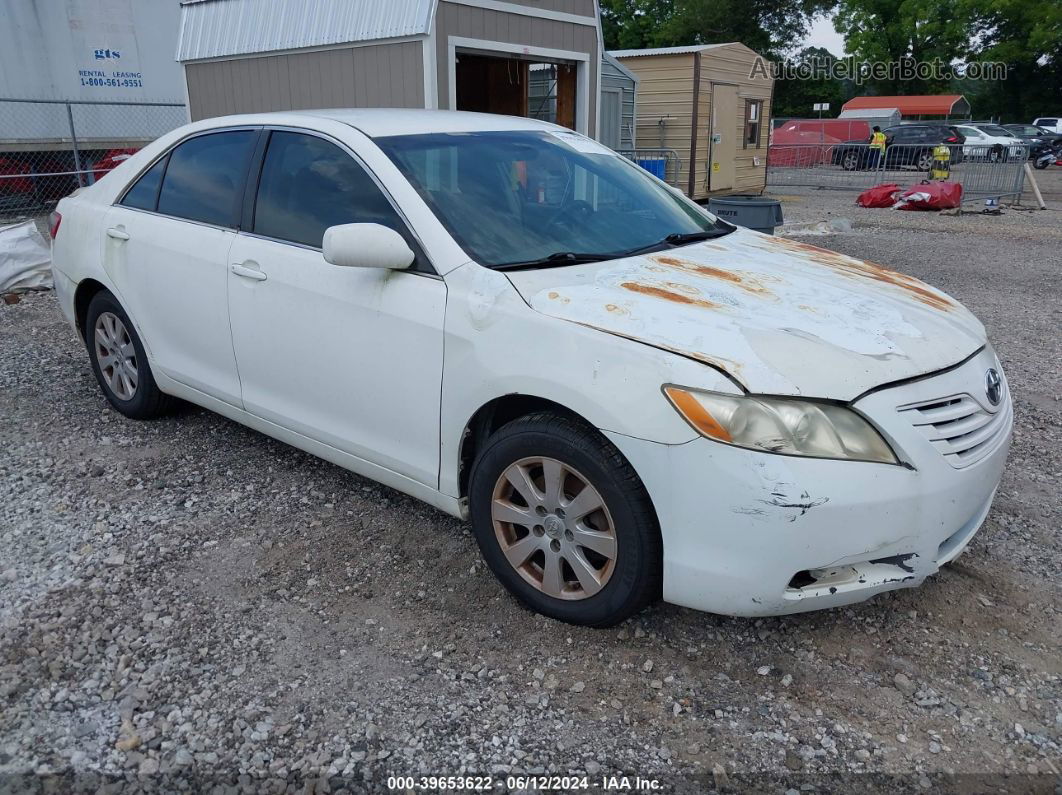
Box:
896 181 963 211
856 183 902 208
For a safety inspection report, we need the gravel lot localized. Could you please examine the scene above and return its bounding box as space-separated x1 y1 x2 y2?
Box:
1 184 1060 793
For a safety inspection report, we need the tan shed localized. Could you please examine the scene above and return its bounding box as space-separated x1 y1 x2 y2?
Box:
610 43 773 200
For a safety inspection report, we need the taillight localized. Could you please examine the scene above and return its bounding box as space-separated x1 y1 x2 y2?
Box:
945 136 958 143
48 211 62 239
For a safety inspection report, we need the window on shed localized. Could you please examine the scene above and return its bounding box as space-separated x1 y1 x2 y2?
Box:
744 100 763 148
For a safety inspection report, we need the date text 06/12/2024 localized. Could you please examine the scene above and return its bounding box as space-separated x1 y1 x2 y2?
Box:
385 775 663 790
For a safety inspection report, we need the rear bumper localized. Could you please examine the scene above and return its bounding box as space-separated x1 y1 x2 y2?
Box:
607 349 1011 617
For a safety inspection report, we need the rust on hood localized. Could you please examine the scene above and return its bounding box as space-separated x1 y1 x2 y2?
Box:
620 281 722 309
762 237 954 312
651 255 774 297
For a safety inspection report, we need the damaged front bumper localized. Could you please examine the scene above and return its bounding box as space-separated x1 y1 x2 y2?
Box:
605 348 1011 617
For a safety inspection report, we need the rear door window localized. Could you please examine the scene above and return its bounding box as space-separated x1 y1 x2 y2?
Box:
156 130 257 227
252 131 410 250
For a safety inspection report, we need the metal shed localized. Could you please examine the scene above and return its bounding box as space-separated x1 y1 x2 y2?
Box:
177 0 603 137
610 43 774 200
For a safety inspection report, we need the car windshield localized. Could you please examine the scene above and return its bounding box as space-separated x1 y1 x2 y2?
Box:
979 125 1013 137
375 130 731 268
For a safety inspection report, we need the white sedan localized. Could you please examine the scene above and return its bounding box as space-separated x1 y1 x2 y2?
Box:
50 110 1012 626
956 124 1026 161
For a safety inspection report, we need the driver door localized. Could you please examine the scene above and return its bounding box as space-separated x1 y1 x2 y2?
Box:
226 130 446 487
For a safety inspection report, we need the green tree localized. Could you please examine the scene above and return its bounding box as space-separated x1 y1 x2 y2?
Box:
962 0 1062 121
834 0 972 94
600 0 832 58
771 46 853 117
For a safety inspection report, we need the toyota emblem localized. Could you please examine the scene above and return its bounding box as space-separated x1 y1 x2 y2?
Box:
985 368 1002 406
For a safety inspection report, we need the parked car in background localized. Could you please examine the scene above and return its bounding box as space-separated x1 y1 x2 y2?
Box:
50 110 1011 626
1032 117 1061 134
1002 124 1062 154
955 125 1025 161
832 124 965 170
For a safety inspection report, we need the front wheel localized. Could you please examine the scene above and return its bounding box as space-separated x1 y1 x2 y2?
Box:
468 413 662 627
85 290 173 419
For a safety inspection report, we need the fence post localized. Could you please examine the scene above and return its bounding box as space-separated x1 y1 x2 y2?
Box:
66 102 85 187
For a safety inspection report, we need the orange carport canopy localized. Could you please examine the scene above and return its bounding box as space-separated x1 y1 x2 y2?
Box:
841 95 970 116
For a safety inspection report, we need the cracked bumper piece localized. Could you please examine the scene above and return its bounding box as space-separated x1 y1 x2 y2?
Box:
603 353 1011 616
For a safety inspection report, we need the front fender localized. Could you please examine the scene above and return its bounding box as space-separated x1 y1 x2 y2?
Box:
438 262 740 498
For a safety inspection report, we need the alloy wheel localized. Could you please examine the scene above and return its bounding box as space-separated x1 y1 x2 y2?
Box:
94 311 138 400
491 456 617 600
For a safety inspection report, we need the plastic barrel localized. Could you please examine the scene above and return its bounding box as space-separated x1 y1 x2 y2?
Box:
707 194 784 234
636 158 667 180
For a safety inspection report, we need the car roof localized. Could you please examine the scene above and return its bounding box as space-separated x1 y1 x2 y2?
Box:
185 109 562 139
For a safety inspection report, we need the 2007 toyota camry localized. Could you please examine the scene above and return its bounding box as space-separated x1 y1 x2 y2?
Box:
50 110 1011 626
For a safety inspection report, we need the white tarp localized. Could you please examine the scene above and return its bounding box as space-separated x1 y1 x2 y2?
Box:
0 220 53 294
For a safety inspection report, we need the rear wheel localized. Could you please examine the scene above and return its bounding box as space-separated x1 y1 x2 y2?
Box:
85 290 173 419
841 151 860 171
468 413 661 627
917 150 934 171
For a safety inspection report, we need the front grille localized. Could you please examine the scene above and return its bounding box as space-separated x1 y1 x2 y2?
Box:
898 379 1011 468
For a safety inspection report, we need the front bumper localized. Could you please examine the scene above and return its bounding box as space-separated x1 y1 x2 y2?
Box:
607 349 1012 617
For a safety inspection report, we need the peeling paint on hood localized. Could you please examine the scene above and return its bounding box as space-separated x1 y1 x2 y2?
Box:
505 228 985 400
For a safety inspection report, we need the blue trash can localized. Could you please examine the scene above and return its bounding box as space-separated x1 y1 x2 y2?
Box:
636 158 667 180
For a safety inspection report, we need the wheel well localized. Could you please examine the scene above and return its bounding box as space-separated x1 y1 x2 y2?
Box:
73 278 108 342
458 395 588 499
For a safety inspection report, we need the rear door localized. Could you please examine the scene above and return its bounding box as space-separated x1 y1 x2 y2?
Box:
102 128 259 405
226 129 446 487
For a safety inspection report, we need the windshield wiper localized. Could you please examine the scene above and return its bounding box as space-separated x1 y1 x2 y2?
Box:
664 228 734 245
617 227 736 258
494 252 614 271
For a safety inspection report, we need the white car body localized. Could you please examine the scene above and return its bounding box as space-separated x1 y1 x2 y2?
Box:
1032 117 1061 134
955 125 1025 160
51 110 1012 618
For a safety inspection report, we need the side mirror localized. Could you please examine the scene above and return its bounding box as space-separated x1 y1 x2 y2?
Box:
322 223 415 270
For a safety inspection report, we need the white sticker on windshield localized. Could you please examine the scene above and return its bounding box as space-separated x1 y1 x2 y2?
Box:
548 130 617 156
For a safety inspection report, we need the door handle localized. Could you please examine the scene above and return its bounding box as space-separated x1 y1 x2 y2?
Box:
106 227 130 241
230 262 267 282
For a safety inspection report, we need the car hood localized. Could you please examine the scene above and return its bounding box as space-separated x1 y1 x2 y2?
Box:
504 229 985 400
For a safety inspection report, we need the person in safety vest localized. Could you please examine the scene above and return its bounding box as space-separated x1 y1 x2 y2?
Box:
869 126 887 169
930 143 951 180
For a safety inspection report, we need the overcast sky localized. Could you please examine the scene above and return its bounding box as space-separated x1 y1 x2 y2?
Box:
803 14 846 56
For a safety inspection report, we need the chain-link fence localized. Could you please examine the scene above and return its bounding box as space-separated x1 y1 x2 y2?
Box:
766 142 1029 203
0 98 187 215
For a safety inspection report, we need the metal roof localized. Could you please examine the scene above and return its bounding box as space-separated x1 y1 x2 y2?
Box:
177 0 435 62
608 44 731 58
841 95 970 117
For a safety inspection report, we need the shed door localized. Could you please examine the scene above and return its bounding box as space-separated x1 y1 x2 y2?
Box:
709 83 737 192
600 89 622 150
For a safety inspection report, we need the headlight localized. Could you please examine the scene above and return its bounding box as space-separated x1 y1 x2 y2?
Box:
664 386 898 464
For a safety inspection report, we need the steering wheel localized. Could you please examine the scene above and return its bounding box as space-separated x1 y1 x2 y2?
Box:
544 199 594 232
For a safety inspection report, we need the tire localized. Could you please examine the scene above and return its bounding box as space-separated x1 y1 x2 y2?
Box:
1034 158 1049 170
85 290 173 419
468 412 662 627
841 151 859 171
917 151 933 171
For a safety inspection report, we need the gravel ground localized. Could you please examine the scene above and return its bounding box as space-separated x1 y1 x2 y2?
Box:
1 186 1060 794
